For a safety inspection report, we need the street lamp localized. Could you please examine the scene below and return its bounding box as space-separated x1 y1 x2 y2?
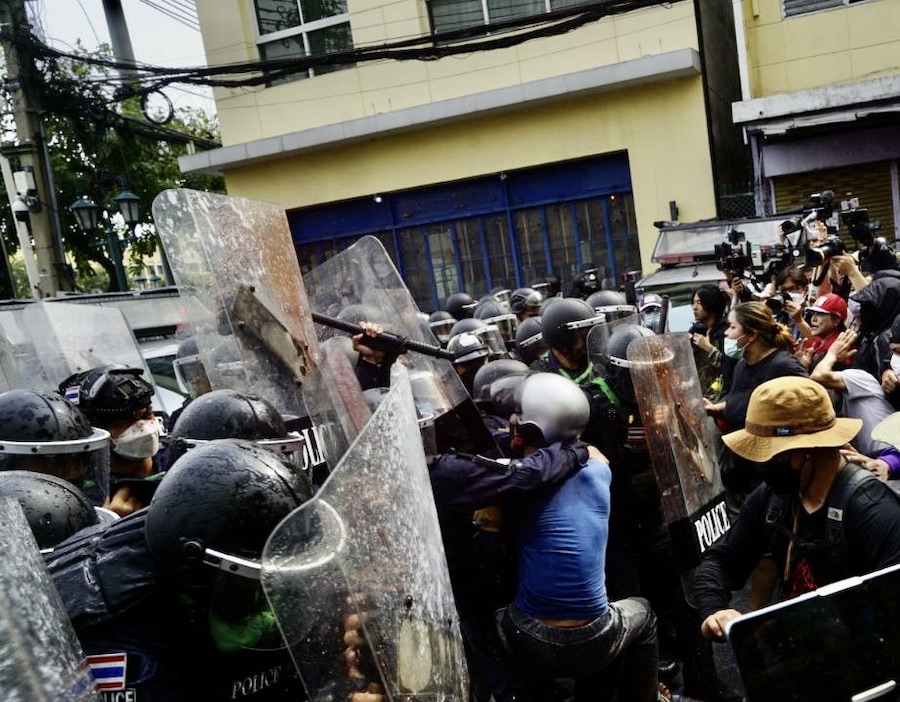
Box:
113 188 141 228
69 193 128 291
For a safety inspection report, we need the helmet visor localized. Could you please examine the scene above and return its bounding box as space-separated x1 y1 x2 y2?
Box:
177 432 306 474
0 428 111 504
473 325 507 358
206 564 286 653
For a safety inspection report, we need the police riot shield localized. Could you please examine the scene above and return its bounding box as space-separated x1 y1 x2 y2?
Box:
627 334 729 570
0 498 98 701
17 301 178 419
261 365 468 702
0 307 51 391
0 326 26 393
22 302 152 385
153 189 370 475
585 312 644 370
303 235 497 457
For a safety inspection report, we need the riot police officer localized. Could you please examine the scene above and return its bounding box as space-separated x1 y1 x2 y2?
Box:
0 389 111 505
47 439 314 702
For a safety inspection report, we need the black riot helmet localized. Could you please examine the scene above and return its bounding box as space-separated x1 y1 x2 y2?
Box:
167 389 304 470
474 299 518 343
509 287 543 317
58 365 155 425
585 290 638 321
570 268 601 298
428 310 456 345
596 324 655 404
540 298 603 353
472 359 529 409
0 471 100 550
445 292 477 321
449 317 486 338
0 390 110 503
514 316 548 365
145 439 313 590
447 332 490 365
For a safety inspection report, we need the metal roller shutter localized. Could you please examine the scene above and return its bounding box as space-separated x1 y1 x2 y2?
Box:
773 161 895 246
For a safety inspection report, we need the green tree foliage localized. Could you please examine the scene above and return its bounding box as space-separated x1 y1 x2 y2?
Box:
1 42 225 295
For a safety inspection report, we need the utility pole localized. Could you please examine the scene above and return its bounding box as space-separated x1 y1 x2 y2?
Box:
0 0 73 296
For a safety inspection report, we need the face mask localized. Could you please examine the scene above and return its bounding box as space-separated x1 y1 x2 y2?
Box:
790 292 806 306
891 354 900 376
723 335 746 359
112 418 160 460
763 463 801 494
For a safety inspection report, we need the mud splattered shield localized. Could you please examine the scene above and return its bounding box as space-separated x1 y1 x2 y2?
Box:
0 498 98 701
626 333 730 575
153 189 371 475
261 365 468 702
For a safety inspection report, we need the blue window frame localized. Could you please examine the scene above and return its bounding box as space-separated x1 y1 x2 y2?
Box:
289 154 639 311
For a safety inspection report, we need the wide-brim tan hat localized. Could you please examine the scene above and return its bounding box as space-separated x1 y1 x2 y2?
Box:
872 412 900 449
722 376 862 462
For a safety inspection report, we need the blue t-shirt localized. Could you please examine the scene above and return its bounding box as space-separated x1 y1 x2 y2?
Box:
515 457 612 620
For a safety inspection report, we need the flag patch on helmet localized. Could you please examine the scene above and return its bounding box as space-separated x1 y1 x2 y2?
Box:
64 385 80 405
87 653 127 691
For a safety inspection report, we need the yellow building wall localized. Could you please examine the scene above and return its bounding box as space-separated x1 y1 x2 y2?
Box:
197 0 700 146
743 0 899 97
220 77 716 276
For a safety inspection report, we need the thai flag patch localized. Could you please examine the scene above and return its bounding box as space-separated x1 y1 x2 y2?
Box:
64 385 80 405
87 653 127 691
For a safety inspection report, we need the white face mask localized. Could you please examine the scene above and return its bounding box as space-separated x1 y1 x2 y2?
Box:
892 353 900 376
112 418 161 460
790 292 807 306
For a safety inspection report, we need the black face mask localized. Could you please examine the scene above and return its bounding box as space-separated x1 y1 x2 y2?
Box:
763 463 801 494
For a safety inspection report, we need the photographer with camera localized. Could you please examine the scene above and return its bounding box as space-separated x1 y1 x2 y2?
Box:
690 284 734 400
764 267 813 341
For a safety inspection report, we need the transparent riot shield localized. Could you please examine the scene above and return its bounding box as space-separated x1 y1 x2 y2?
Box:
304 235 497 457
153 189 369 472
627 334 730 571
0 498 98 701
585 312 644 370
0 308 52 391
261 365 468 702
0 325 26 393
22 302 153 387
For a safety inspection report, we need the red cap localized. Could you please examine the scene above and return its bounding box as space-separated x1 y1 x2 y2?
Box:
807 293 848 321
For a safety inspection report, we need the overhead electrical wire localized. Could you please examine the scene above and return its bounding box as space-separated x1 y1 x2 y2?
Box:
4 0 676 146
9 0 676 98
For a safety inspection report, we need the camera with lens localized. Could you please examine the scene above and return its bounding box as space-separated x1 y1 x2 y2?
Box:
764 291 792 316
688 321 708 337
715 228 752 273
805 235 845 268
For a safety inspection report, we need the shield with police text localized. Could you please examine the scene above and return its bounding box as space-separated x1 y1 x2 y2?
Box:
153 189 370 474
261 364 468 702
627 333 730 569
0 498 98 701
304 235 497 457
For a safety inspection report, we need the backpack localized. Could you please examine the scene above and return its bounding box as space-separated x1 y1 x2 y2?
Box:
763 463 900 584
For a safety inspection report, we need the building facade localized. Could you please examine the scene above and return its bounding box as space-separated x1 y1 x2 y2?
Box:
732 0 899 239
182 0 749 310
